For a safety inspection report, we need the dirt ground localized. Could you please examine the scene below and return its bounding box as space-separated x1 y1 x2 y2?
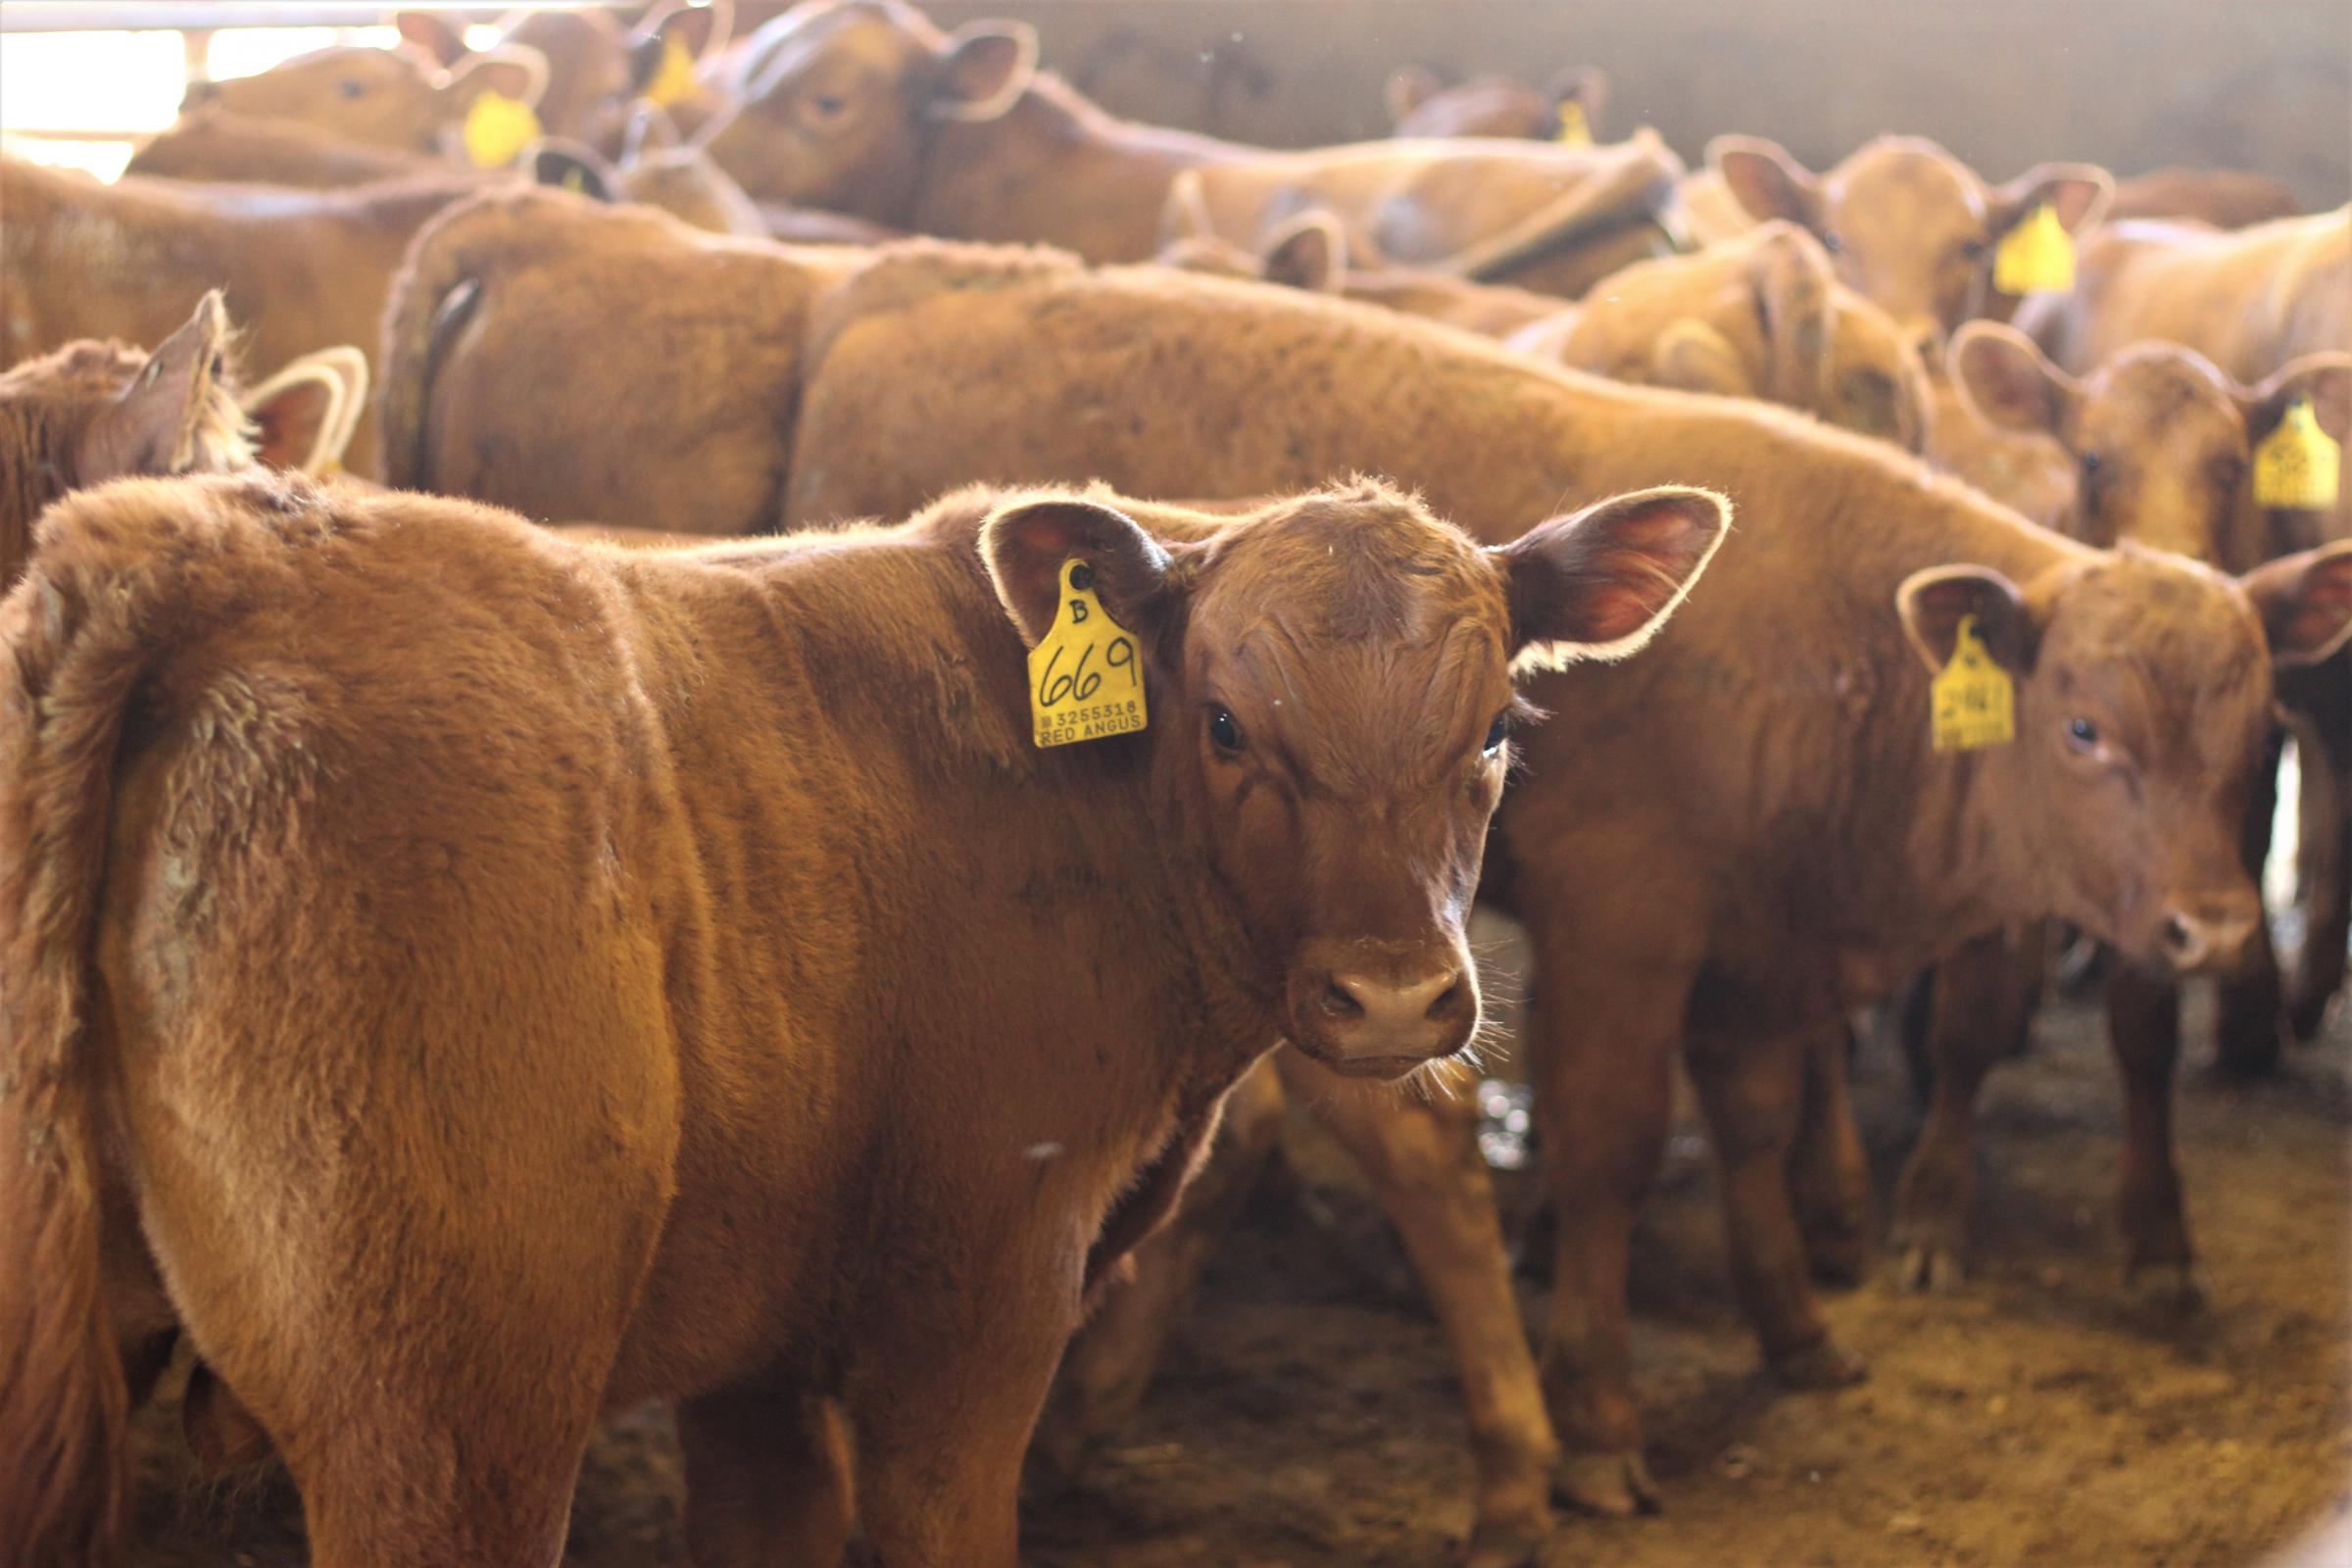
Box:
124 971 2351 1568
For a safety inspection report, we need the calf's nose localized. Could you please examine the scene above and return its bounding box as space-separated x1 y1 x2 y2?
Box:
1316 966 1471 1062
2158 897 2261 975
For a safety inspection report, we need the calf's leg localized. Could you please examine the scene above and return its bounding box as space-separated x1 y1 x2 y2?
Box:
1524 934 1693 1517
2284 670 2352 1041
2216 723 2291 1074
1786 1022 1874 1285
680 1385 854 1568
1684 1026 1866 1389
1887 928 2034 1291
2106 963 2200 1307
1289 1059 1559 1567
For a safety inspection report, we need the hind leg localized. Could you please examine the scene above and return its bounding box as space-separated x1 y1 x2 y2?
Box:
1787 1022 1874 1286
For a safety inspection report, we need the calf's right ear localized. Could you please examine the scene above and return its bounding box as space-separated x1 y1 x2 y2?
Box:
930 21 1038 122
77 290 242 481
2242 541 2352 666
981 496 1187 650
1495 486 1730 669
1260 212 1348 294
393 10 468 69
1896 564 2036 675
1711 134 1824 230
529 139 620 201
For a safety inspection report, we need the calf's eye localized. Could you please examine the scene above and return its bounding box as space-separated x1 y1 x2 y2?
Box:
1820 230 1844 254
2067 716 2100 752
1207 706 1243 753
1484 711 1509 755
338 79 368 100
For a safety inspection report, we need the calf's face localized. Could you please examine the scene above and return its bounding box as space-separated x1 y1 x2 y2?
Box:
181 44 544 156
1899 544 2352 974
1713 135 2111 358
697 0 1036 216
982 484 1727 1076
1953 322 2352 571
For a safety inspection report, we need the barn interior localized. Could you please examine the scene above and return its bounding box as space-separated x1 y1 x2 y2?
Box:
1 3 2347 1566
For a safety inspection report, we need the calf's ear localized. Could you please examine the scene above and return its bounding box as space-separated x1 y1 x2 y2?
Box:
1710 134 1824 230
393 11 468 69
1951 319 2080 439
1386 65 1441 124
931 22 1038 122
1260 212 1348 294
1494 486 1730 669
1990 162 2113 235
441 47 549 113
1895 564 2036 675
1746 221 1835 407
77 291 244 482
240 364 340 472
2239 352 2352 447
981 496 1186 650
2242 541 2352 666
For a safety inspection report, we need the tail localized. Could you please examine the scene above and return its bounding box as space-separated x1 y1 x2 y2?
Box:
378 196 501 491
0 505 165 1563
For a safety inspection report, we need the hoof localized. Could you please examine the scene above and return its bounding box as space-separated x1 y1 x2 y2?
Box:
1771 1337 1868 1390
1463 1504 1553 1568
1887 1240 1967 1295
1553 1448 1660 1517
2126 1261 2206 1314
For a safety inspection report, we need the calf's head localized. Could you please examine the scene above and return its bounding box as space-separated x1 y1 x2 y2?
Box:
1952 322 2352 571
399 2 734 150
697 0 1037 216
1386 66 1608 142
1712 134 2111 358
1898 541 2352 974
982 482 1728 1076
181 40 546 156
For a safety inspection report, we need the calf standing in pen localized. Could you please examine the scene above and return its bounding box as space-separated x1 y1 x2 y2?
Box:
0 467 1724 1567
1890 325 2352 1293
756 250 2352 1522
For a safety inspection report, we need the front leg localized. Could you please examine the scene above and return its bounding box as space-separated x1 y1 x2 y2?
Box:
2105 963 2200 1307
1787 1021 1875 1286
1285 1054 1558 1567
678 1385 853 1568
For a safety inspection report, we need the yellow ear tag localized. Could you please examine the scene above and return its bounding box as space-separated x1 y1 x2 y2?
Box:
2253 396 2342 510
646 32 698 109
1931 613 2015 753
1028 559 1149 748
559 164 587 194
464 89 542 170
1554 99 1592 147
1993 202 2076 296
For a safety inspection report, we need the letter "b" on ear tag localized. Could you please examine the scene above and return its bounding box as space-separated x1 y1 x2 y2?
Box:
1931 613 2015 753
1028 560 1149 749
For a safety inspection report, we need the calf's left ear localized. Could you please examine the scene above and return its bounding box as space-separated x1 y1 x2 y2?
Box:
930 21 1038 122
2243 541 2352 666
2239 352 2352 446
982 496 1187 650
77 290 242 482
1494 486 1730 669
1990 162 2113 235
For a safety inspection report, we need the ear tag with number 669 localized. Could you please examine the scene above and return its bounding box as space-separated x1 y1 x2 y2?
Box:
1029 559 1148 749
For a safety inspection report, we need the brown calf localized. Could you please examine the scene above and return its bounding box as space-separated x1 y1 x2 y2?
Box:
0 293 363 588
1508 220 1932 451
177 41 545 159
1890 327 2352 1296
2107 167 2303 229
379 187 865 533
762 251 2347 1521
0 467 1722 1568
0 160 488 478
1384 65 1609 143
1710 132 2113 359
697 0 1678 291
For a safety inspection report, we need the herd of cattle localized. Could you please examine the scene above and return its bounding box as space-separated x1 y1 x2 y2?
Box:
0 1 2347 1564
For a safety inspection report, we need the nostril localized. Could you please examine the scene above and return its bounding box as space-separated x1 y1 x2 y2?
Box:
2163 912 2199 956
1321 978 1364 1020
1426 980 1462 1019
